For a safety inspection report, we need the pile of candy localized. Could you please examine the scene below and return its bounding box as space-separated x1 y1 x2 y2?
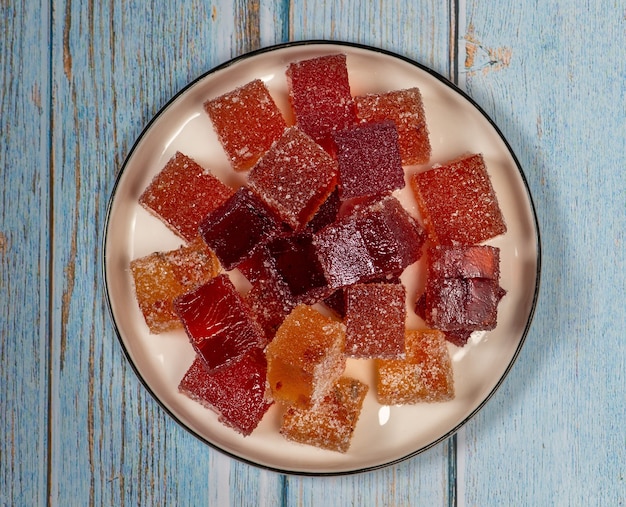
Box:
130 54 507 452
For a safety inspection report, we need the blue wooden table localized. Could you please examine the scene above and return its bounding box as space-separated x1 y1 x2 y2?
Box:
2 1 625 505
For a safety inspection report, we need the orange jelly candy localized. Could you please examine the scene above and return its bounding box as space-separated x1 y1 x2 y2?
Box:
411 153 506 245
139 152 234 242
355 88 431 165
375 329 455 405
266 305 346 407
280 377 368 453
344 282 406 358
248 127 338 229
204 79 287 171
130 238 220 333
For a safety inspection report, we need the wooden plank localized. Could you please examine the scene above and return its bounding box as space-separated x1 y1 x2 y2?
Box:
283 1 455 504
47 1 281 505
0 1 50 506
457 1 626 505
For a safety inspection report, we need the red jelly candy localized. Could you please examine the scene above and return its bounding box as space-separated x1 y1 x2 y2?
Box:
174 274 266 372
198 187 283 271
411 154 507 245
246 275 296 340
139 152 234 241
333 120 405 200
286 54 356 151
345 283 406 358
204 79 287 171
248 127 338 229
355 88 431 165
179 348 273 436
420 245 506 338
305 187 341 233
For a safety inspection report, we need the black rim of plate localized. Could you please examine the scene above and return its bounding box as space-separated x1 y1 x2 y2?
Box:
102 39 542 476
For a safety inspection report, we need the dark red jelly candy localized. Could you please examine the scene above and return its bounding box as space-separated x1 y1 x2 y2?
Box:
286 54 356 151
204 79 287 171
305 187 341 233
266 231 330 304
198 187 282 270
333 121 405 200
411 153 507 245
139 152 234 241
179 348 273 436
248 127 338 229
174 274 266 372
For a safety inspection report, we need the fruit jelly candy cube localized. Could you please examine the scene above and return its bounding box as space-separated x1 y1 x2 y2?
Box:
375 329 454 405
313 217 375 288
423 277 505 331
130 252 185 333
355 88 431 165
163 237 221 288
333 120 405 200
305 187 341 233
411 153 507 245
179 348 273 436
286 54 356 151
265 231 331 304
246 275 297 341
204 79 287 171
130 240 221 334
345 283 406 358
139 152 235 242
248 127 338 229
322 274 402 318
280 377 368 453
353 196 426 273
266 305 346 407
199 187 283 271
429 244 500 280
174 274 266 372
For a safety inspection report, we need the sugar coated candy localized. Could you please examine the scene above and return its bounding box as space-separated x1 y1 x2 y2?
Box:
174 274 266 372
198 187 283 271
333 120 405 200
280 377 368 453
411 153 506 245
179 348 273 436
139 152 234 242
204 79 287 171
314 196 426 288
419 245 506 343
266 305 346 407
375 329 454 405
286 54 356 151
345 283 406 358
130 238 220 333
248 127 338 229
355 87 431 165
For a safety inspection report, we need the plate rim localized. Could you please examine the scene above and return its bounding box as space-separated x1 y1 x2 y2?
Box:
102 39 542 476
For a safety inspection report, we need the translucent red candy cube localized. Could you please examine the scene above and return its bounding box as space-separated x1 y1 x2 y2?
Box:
179 348 273 436
375 329 454 405
198 187 283 271
332 120 405 200
286 54 356 151
204 79 287 171
419 245 506 344
174 274 266 372
280 377 368 453
345 283 406 358
410 153 507 245
130 238 221 333
355 88 431 165
314 196 426 288
139 152 234 241
248 127 338 229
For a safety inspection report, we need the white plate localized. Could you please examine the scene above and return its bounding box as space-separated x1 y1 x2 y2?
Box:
104 41 540 475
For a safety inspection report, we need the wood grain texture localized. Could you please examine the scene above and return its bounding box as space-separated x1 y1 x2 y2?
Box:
458 1 626 505
0 2 50 506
